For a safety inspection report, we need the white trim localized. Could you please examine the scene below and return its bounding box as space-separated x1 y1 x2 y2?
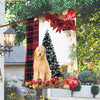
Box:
4 63 25 66
6 0 25 1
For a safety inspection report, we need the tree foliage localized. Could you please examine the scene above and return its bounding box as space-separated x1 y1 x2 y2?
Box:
77 1 100 72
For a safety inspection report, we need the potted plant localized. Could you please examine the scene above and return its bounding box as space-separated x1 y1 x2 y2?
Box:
78 68 97 84
91 85 99 98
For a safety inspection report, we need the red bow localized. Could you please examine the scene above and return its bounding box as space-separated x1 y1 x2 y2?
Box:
67 8 76 19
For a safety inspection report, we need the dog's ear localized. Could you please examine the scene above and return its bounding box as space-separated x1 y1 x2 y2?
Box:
44 48 46 57
43 46 46 53
34 49 36 57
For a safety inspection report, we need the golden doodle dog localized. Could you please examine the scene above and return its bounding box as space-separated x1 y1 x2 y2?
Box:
33 46 51 81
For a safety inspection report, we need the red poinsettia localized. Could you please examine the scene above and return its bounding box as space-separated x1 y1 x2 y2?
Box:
66 77 78 89
61 77 78 89
41 13 76 33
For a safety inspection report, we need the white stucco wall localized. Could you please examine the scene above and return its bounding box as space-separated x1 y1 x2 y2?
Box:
0 0 5 99
4 64 26 97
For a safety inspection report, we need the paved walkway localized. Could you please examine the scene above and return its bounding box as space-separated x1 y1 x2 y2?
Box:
50 97 100 100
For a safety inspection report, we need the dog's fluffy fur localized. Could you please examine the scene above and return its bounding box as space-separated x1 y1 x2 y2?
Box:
33 46 51 81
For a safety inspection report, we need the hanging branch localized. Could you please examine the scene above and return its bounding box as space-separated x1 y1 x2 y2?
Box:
0 20 26 28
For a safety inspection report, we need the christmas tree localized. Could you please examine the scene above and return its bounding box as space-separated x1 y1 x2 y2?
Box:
42 30 61 77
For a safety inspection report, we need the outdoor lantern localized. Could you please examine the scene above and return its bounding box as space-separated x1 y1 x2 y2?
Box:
4 27 16 47
0 27 16 56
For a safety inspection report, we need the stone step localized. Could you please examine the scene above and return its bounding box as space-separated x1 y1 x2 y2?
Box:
50 97 100 100
47 86 100 98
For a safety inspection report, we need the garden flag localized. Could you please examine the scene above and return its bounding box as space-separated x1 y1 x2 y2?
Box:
25 9 78 90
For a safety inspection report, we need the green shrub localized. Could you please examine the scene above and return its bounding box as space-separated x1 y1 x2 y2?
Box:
91 85 99 98
78 68 97 84
4 79 18 100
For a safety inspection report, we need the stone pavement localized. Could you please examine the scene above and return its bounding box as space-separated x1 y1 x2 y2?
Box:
50 97 100 100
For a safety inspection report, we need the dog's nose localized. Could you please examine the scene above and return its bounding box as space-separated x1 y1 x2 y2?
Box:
39 53 41 56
